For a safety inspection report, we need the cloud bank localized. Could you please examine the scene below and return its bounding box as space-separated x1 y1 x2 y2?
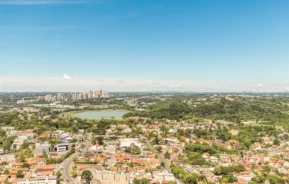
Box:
0 76 287 92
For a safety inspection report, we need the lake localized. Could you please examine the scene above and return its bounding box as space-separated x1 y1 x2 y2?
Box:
74 109 127 120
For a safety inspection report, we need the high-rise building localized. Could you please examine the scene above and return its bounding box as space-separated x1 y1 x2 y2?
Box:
88 91 93 99
72 93 77 101
44 95 52 102
95 91 100 98
57 93 64 101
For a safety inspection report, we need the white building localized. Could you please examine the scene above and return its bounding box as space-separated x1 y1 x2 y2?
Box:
163 138 178 145
11 137 24 150
17 176 57 184
153 170 175 183
35 142 50 155
54 143 69 152
106 145 117 154
0 154 16 163
119 138 142 148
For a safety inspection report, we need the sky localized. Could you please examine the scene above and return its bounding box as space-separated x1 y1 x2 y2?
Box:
0 0 289 92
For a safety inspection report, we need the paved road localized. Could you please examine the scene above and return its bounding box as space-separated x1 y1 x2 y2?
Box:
62 152 78 184
140 135 183 184
140 135 171 171
62 133 93 184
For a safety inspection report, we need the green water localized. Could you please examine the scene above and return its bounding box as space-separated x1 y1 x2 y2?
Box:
74 110 126 120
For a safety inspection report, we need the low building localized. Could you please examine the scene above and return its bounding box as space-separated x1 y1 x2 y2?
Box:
35 166 55 176
153 170 176 183
163 138 178 145
54 143 69 152
0 154 16 163
17 176 57 184
11 138 24 150
106 145 116 154
118 138 142 148
35 142 50 155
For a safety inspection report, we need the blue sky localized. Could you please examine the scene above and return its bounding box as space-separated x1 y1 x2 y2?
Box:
0 0 289 92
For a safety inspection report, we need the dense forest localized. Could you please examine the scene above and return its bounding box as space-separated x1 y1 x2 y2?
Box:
124 96 289 124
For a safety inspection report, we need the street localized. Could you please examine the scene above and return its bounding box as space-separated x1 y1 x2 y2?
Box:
61 133 93 184
62 152 78 184
139 135 183 184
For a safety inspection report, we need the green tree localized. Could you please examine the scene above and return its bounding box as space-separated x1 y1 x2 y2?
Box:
56 171 62 184
22 162 30 168
125 144 141 155
216 131 232 141
185 152 208 166
167 182 176 184
160 125 169 136
214 165 245 175
21 142 29 149
133 178 150 184
71 124 79 133
164 151 170 159
0 129 6 137
81 170 93 184
16 170 24 178
71 169 77 178
152 135 159 145
273 138 280 145
183 174 198 184
71 138 78 143
225 173 238 183
95 136 104 145
155 146 162 153
3 169 9 175
197 175 208 184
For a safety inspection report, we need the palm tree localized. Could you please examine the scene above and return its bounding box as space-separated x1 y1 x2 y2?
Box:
81 170 93 184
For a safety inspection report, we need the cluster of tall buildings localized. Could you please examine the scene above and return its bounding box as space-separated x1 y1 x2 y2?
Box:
44 90 109 102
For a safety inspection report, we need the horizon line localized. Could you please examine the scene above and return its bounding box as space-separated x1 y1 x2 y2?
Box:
1 91 289 94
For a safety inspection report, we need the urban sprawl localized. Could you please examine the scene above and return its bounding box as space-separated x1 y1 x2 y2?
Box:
0 93 289 184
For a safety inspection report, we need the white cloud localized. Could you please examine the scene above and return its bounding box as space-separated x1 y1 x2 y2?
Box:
284 86 289 92
115 79 126 84
257 84 263 88
63 74 72 80
171 84 184 88
0 76 286 92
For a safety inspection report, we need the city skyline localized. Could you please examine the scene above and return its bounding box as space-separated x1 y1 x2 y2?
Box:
1 0 289 92
16 90 109 104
